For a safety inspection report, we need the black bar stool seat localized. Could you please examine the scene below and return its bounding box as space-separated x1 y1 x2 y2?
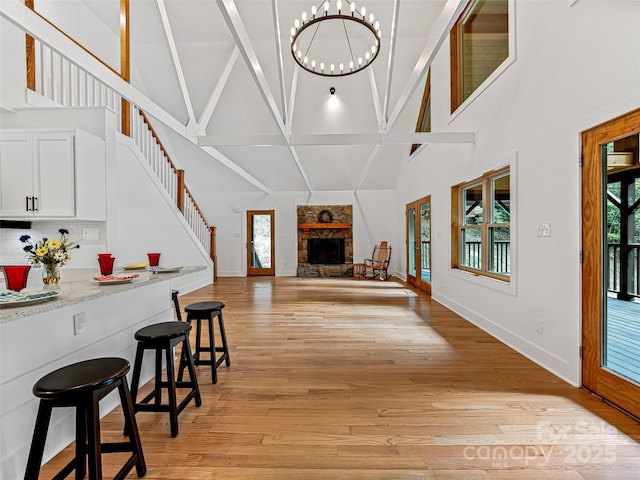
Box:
24 357 146 480
182 301 231 384
130 321 201 437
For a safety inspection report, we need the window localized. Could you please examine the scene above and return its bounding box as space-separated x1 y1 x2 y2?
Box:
450 0 509 113
410 70 431 155
452 167 511 281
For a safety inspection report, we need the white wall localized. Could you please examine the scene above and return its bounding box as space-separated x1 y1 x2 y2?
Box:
395 1 640 386
196 189 398 277
0 17 28 112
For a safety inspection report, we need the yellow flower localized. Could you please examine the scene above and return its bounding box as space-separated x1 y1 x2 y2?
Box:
36 247 48 256
48 239 62 249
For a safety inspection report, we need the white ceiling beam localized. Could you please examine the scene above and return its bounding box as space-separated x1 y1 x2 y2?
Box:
287 146 313 192
198 46 239 134
0 0 187 136
386 0 469 133
382 0 400 123
199 132 475 147
355 145 382 192
286 68 299 136
202 146 271 193
217 0 286 138
156 0 196 127
271 0 288 124
368 68 384 133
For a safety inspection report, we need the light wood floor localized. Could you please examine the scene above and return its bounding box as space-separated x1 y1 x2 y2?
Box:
41 277 640 479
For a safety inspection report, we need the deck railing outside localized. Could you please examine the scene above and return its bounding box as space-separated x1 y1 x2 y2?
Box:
608 244 640 299
462 240 510 274
29 39 214 264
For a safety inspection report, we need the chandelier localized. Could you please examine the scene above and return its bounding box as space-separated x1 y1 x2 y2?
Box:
290 0 382 77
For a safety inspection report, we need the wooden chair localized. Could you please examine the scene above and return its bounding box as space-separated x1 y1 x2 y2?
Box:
363 241 391 280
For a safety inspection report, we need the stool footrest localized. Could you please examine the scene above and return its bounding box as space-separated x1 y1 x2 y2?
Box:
136 390 199 415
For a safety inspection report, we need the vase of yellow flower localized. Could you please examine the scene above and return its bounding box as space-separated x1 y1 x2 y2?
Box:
20 228 80 286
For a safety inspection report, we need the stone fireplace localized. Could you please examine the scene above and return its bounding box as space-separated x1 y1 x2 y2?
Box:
297 205 353 278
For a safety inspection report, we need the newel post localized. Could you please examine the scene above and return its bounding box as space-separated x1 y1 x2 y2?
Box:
209 226 217 282
176 169 185 212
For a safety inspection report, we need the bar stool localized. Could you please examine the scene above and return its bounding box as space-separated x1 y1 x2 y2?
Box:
129 321 201 437
24 357 146 480
182 301 230 384
171 289 182 321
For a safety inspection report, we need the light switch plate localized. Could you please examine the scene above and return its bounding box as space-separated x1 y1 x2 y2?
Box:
536 223 551 237
74 312 87 335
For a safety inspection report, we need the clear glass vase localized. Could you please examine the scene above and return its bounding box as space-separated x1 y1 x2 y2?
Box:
42 263 61 286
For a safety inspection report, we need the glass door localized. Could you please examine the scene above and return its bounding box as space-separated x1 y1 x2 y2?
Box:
246 210 275 276
582 109 640 418
406 196 432 295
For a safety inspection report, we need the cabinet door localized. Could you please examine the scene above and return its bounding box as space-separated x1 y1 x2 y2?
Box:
0 134 34 216
33 134 75 217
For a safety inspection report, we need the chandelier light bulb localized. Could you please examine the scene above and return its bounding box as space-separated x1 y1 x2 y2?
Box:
365 51 370 61
294 18 300 29
303 56 308 65
330 63 335 73
336 0 342 12
302 11 307 22
361 6 366 18
371 45 376 54
311 6 317 16
290 27 296 37
324 1 329 13
349 60 354 70
358 56 363 66
339 62 344 72
351 2 356 12
297 50 302 59
374 20 379 30
320 62 325 71
369 13 374 23
311 59 316 68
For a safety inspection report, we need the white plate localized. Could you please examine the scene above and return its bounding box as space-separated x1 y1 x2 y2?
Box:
0 290 59 307
122 263 148 270
147 266 183 273
93 274 139 285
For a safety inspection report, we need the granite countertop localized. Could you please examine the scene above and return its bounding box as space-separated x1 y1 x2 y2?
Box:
0 266 206 323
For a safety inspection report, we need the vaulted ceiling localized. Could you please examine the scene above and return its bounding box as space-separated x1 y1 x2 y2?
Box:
78 0 469 193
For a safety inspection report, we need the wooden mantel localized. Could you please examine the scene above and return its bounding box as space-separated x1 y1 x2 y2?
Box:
298 223 351 233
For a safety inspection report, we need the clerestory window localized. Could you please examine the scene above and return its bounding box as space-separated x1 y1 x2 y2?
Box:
450 0 510 113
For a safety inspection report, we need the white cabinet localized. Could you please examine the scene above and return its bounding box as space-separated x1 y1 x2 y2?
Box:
0 130 106 220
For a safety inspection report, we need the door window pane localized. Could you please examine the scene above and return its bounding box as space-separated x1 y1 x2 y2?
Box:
252 214 272 268
408 207 416 277
420 202 431 282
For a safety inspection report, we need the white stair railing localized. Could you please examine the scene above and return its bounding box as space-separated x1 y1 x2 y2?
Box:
30 38 213 260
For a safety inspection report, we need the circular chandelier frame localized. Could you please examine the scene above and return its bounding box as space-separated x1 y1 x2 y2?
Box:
290 1 381 78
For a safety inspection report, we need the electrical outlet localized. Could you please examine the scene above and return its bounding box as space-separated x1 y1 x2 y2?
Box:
82 228 99 240
536 319 544 334
74 312 87 335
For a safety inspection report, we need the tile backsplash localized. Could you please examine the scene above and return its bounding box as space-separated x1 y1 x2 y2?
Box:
0 221 107 269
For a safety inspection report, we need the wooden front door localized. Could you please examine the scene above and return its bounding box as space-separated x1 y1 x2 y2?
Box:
247 210 275 276
582 108 640 418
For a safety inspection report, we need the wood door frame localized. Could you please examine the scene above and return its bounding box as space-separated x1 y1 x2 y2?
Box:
582 108 640 418
246 210 275 276
406 196 432 295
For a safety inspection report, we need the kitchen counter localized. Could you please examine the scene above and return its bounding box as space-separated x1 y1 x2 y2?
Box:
0 265 209 480
0 266 206 323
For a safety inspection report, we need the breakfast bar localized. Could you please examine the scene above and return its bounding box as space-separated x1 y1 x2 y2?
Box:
0 266 207 480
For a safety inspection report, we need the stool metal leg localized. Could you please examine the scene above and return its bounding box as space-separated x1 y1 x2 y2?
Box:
165 343 179 437
206 316 218 384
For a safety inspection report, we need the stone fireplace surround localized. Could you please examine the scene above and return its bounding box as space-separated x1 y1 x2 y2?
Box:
297 205 353 278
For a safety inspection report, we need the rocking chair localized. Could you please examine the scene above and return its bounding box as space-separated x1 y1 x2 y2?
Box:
363 241 391 280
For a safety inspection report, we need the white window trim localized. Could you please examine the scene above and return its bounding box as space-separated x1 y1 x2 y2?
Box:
449 0 517 122
450 150 518 296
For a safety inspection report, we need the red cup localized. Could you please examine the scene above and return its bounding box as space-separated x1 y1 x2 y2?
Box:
98 253 112 259
147 253 161 267
2 265 31 292
98 256 115 275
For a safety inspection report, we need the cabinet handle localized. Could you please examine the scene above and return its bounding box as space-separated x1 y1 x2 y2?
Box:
33 197 38 211
26 196 30 211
